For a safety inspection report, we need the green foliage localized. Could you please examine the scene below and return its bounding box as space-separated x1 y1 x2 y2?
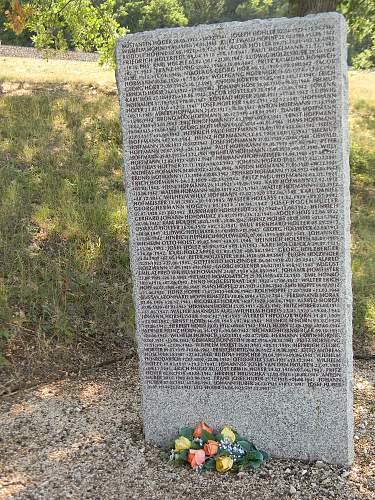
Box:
173 450 188 465
200 428 216 443
181 0 289 23
203 457 216 470
121 0 187 32
239 451 264 470
235 0 288 20
222 0 244 18
138 0 187 29
237 440 253 452
351 139 370 176
352 47 375 70
190 441 201 449
0 0 374 67
178 449 189 460
0 0 31 45
339 0 375 69
179 426 194 439
181 0 225 25
2 0 126 66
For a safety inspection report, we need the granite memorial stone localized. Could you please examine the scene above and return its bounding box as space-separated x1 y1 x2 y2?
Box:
115 13 353 465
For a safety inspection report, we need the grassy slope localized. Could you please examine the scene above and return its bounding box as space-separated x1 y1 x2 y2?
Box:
349 72 375 354
0 58 374 387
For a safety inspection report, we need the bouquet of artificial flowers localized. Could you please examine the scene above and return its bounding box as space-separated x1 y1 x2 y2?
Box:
169 421 268 473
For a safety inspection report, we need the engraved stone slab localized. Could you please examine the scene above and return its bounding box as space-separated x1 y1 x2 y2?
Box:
115 13 353 465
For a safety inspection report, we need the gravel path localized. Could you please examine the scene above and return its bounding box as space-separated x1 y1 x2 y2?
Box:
0 354 373 499
0 45 99 62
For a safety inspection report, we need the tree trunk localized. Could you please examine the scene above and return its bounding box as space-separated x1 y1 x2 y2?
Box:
288 0 339 18
297 0 339 16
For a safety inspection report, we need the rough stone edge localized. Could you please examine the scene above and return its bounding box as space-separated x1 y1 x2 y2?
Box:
115 13 354 465
115 47 145 404
336 14 354 465
115 12 345 47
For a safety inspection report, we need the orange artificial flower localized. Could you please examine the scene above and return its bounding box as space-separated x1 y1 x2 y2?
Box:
204 440 219 457
187 449 206 469
193 421 213 439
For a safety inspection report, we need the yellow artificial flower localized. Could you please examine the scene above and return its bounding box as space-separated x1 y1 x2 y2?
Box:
216 455 234 472
174 436 191 451
221 426 236 443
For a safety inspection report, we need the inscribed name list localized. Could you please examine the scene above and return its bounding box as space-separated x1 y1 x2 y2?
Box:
116 16 351 392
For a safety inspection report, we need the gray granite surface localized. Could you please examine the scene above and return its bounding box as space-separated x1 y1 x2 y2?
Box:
116 13 353 465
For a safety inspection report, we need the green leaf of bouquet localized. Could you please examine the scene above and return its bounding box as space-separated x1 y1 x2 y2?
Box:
259 449 269 461
248 459 263 470
179 427 194 439
246 450 264 462
201 429 215 443
191 441 202 450
205 458 216 470
174 454 186 466
240 440 256 449
233 463 242 473
217 449 230 457
215 433 224 442
238 440 253 452
179 449 189 461
168 440 175 450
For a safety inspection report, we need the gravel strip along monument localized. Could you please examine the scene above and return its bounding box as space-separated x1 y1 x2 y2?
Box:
115 13 353 465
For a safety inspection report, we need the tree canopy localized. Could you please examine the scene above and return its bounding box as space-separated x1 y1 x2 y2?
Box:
0 0 374 67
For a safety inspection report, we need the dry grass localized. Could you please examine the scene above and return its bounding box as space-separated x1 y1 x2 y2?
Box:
350 71 375 108
0 56 116 90
0 77 132 392
349 71 375 355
